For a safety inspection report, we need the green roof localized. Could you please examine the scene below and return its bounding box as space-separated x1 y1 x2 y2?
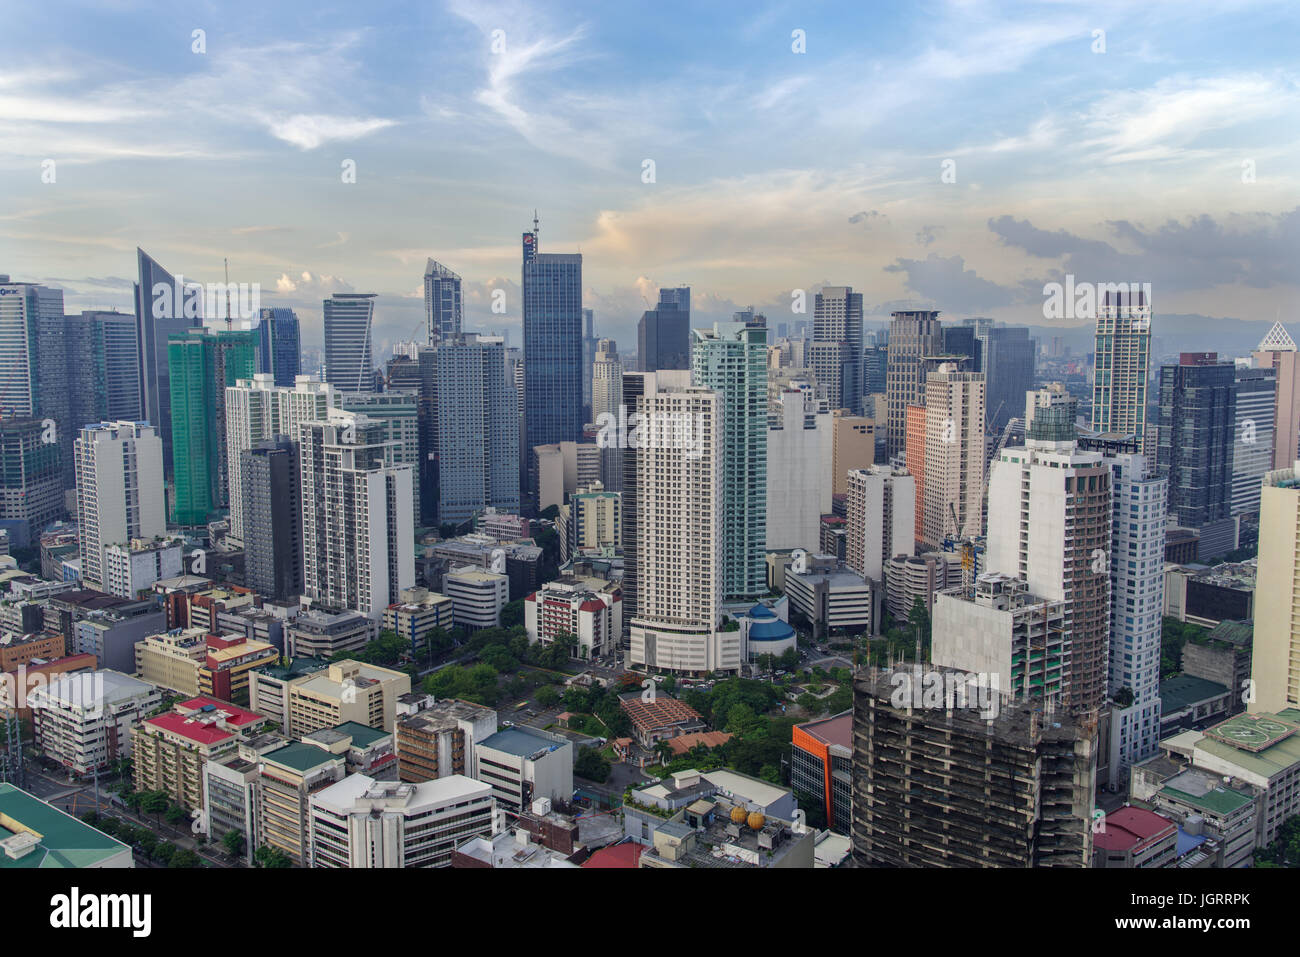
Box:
0 784 130 869
254 656 330 681
1160 783 1253 816
1160 675 1230 714
1205 620 1253 646
332 721 388 747
262 742 342 773
1193 712 1300 781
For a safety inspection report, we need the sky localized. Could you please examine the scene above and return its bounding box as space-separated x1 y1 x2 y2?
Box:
1 0 1297 357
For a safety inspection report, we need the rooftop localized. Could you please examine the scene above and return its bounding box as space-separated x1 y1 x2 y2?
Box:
0 784 130 869
1093 806 1177 852
794 710 852 750
1160 675 1231 714
262 742 344 774
479 726 570 759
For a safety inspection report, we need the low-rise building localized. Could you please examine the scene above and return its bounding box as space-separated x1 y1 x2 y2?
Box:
396 698 498 783
284 606 378 658
103 537 184 599
0 783 133 869
310 774 495 868
132 697 268 811
0 631 64 671
474 726 573 811
282 660 411 737
382 587 454 655
1164 561 1256 628
784 558 872 639
791 711 852 834
0 652 97 719
248 656 331 731
883 551 962 622
444 566 509 631
1092 807 1178 868
300 721 397 779
1149 767 1257 867
1159 674 1234 736
134 628 278 705
618 693 707 750
257 741 347 865
29 670 161 774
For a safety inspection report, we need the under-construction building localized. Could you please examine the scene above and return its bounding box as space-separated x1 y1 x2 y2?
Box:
852 667 1096 867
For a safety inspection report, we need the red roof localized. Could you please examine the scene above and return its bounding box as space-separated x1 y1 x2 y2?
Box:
1093 807 1176 852
145 711 236 746
175 696 263 726
583 842 646 868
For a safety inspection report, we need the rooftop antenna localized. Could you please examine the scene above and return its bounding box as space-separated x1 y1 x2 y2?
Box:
224 258 232 330
533 209 539 237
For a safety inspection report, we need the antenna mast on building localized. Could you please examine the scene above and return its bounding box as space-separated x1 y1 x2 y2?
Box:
224 258 233 330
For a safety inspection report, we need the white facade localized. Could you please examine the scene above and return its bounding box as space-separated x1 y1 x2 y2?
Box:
103 537 183 599
766 384 832 551
473 727 573 811
225 373 336 542
629 381 732 674
74 422 165 593
524 581 621 659
922 366 985 549
299 411 414 619
28 670 161 774
1105 451 1166 786
309 773 494 868
444 566 509 631
846 465 915 583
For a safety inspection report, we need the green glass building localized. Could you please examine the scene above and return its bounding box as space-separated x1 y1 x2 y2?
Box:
168 329 259 526
691 319 767 600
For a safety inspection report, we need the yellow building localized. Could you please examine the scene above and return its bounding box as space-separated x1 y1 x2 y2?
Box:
1252 465 1300 713
132 697 268 811
283 660 411 738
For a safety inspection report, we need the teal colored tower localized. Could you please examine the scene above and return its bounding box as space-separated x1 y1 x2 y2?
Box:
691 319 767 600
168 328 259 526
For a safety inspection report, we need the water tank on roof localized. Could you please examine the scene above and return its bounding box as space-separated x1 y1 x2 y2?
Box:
1184 814 1205 836
730 806 748 825
747 812 766 831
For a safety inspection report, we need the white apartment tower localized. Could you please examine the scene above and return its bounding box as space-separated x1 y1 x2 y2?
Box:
846 466 915 583
74 421 165 592
921 364 985 550
299 411 414 619
1252 462 1300 713
628 374 729 674
766 383 832 551
225 373 337 542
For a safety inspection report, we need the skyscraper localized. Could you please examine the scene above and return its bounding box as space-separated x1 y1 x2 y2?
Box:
0 278 71 487
810 286 864 413
1253 462 1300 713
1157 353 1236 531
845 465 915 583
1232 364 1276 517
256 308 302 387
241 437 303 602
225 373 336 544
423 260 462 345
692 321 767 601
592 339 623 491
986 400 1112 715
921 366 985 550
885 310 943 459
78 310 142 422
1091 289 1151 440
299 411 415 619
983 325 1036 433
168 329 259 526
521 219 583 497
323 293 377 393
627 375 727 674
430 334 520 524
1252 321 1300 470
75 421 165 593
767 384 832 551
582 308 597 425
637 287 691 373
133 249 203 479
0 418 63 543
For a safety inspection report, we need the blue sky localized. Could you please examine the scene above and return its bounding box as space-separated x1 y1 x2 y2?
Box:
1 0 1297 354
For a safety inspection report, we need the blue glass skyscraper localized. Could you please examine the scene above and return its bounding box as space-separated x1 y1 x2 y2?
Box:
257 307 301 387
522 219 583 496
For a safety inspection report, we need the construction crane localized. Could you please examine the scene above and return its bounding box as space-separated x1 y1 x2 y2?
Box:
941 501 984 597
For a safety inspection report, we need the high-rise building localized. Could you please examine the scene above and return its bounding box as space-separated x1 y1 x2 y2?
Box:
582 308 597 425
592 339 624 491
168 328 259 526
845 465 915 583
1253 462 1300 713
921 365 985 551
423 260 462 345
133 250 203 479
905 404 927 550
522 220 584 497
1091 289 1151 440
637 288 691 373
766 384 831 551
692 321 767 600
0 417 64 543
256 307 302 387
986 407 1112 715
75 421 166 593
810 286 864 413
831 410 875 497
628 374 729 674
852 667 1096 867
1091 440 1166 786
225 373 336 543
983 325 1036 433
620 371 648 638
1232 364 1276 517
241 437 303 601
73 310 143 423
339 391 420 471
885 310 943 458
429 333 520 524
1157 353 1236 530
299 412 415 619
1253 322 1300 470
323 293 377 393
0 278 72 488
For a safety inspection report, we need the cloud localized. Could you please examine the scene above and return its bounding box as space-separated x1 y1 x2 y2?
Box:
883 253 1017 311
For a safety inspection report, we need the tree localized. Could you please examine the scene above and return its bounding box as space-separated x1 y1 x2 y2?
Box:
221 829 246 858
654 740 675 764
255 845 292 869
535 685 561 708
500 599 525 629
165 804 186 826
153 841 176 865
908 597 932 651
574 746 611 783
141 790 169 822
170 848 201 868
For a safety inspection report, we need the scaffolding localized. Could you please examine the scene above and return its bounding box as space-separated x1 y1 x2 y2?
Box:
0 708 23 789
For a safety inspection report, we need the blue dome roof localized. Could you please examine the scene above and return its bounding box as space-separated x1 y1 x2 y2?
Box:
748 603 777 620
750 620 795 642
